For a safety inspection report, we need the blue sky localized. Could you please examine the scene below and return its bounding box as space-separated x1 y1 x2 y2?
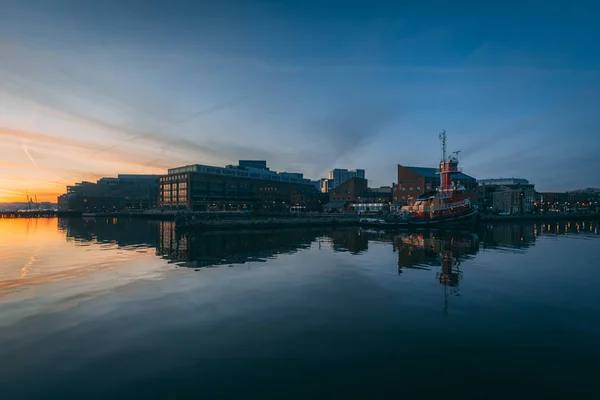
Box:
1 0 599 200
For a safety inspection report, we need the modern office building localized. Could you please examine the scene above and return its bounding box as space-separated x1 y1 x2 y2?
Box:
328 168 365 190
238 160 268 170
158 160 318 211
58 174 159 212
393 165 478 204
320 178 334 193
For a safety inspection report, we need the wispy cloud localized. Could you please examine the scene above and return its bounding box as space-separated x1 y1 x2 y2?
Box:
22 144 38 168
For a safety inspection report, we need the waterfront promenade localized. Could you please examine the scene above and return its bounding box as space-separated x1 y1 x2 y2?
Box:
2 209 600 231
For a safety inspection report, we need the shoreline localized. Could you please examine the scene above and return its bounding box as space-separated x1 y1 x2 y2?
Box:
2 211 600 228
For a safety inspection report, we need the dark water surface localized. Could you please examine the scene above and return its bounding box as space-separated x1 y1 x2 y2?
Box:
1 218 600 398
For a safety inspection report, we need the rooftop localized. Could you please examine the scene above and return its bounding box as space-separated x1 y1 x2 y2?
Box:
167 163 313 186
478 178 530 185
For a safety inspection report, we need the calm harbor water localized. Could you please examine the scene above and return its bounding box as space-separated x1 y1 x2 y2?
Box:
1 218 600 398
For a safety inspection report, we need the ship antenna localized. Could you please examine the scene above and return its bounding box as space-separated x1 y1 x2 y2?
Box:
439 129 447 162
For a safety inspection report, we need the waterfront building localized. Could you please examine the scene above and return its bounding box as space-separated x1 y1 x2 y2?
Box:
58 174 159 212
393 165 478 204
158 160 318 211
478 178 534 211
492 186 534 214
328 177 368 203
350 186 393 213
328 168 365 190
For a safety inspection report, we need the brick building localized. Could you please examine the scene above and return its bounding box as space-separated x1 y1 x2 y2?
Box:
392 165 477 204
329 177 368 203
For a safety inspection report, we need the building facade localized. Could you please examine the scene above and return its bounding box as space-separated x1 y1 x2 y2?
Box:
328 168 365 190
328 177 368 203
492 186 534 214
478 178 534 211
58 174 159 212
320 178 334 193
351 186 393 213
393 165 477 204
158 161 318 211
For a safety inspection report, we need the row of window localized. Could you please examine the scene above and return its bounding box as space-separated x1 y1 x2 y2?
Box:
399 186 422 192
160 175 187 183
160 190 187 197
161 182 187 190
399 177 421 183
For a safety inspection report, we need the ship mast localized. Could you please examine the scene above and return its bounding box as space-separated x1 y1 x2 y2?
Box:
439 130 447 189
439 129 447 162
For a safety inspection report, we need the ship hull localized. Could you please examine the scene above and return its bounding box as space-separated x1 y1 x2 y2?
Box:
359 207 479 230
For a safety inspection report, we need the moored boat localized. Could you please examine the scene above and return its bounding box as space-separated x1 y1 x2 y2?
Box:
360 130 479 229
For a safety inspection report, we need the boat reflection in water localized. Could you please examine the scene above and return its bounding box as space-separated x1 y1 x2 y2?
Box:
393 230 479 313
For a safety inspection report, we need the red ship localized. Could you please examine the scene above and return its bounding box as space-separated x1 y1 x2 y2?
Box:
360 131 479 229
401 130 478 224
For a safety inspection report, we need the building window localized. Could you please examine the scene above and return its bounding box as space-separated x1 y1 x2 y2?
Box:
409 187 413 191
402 187 406 192
417 186 421 191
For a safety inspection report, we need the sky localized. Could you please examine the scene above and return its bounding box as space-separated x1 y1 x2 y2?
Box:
1 0 599 202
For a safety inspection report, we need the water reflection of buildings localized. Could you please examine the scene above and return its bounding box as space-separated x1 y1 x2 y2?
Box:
478 220 600 251
394 231 480 314
58 217 160 248
157 221 323 268
477 223 536 251
57 218 599 275
327 228 370 254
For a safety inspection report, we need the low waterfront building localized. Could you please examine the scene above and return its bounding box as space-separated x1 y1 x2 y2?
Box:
350 186 393 213
492 186 534 214
58 174 159 212
323 201 346 213
478 178 534 211
328 177 368 203
291 188 329 212
159 161 318 211
393 165 478 204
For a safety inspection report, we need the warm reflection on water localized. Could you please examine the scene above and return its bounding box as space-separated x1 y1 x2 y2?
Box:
1 217 600 397
0 218 165 302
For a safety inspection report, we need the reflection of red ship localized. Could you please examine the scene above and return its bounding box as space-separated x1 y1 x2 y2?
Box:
396 231 479 314
400 130 478 225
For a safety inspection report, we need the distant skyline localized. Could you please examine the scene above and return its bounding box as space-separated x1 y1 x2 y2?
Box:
1 0 599 202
